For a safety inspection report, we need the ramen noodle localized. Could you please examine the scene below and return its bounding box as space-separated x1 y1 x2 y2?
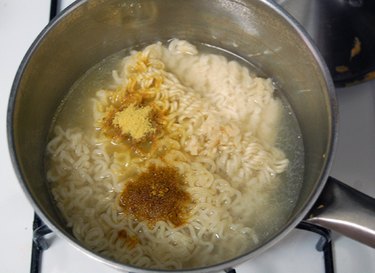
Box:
46 39 302 269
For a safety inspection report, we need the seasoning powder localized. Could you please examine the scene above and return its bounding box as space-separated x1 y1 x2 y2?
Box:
112 104 155 140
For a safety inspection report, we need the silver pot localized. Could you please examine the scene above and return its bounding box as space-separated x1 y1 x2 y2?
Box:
7 0 375 272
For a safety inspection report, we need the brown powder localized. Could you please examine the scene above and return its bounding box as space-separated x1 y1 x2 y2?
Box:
117 230 139 249
119 165 192 227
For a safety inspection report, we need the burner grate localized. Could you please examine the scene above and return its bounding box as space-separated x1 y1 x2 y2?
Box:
30 213 335 273
30 214 52 273
297 222 334 273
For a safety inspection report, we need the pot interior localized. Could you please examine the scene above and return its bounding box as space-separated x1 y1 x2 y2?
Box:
9 0 335 271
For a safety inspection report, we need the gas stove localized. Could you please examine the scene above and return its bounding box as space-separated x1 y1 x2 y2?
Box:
0 0 374 272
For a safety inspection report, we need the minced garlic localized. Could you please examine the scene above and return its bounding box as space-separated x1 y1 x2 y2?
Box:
113 104 155 140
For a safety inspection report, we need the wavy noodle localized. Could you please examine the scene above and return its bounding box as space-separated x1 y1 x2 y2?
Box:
46 39 290 269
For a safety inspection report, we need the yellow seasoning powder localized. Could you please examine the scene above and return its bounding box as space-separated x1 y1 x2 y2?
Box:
113 104 155 140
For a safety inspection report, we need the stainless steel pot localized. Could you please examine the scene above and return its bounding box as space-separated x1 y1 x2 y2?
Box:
7 0 375 272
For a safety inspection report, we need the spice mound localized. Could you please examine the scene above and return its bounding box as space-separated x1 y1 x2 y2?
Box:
113 103 155 140
119 165 192 227
97 52 166 145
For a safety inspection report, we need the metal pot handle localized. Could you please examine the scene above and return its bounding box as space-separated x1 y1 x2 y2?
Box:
306 176 375 248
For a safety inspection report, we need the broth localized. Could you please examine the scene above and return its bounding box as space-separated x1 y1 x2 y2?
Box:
46 39 304 269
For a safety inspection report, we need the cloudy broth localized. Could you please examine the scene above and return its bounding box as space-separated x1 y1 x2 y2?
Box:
46 40 304 269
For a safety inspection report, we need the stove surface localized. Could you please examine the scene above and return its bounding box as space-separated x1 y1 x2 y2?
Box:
0 0 374 272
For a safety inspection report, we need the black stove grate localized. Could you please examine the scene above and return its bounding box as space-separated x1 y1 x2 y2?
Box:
30 214 53 273
297 222 334 273
49 0 59 21
30 213 335 273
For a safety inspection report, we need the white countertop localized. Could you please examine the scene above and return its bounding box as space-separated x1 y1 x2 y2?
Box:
0 0 374 272
0 1 49 272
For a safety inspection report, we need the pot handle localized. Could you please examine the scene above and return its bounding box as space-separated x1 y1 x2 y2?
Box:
305 176 375 248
